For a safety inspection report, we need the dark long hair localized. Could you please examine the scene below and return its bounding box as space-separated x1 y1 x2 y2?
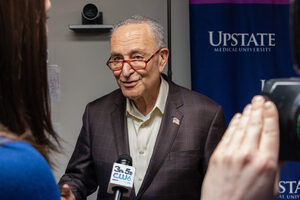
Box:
0 0 59 165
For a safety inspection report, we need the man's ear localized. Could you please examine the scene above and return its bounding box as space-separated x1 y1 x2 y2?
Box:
158 48 169 73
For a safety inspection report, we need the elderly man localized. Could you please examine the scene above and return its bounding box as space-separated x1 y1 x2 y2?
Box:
59 15 226 200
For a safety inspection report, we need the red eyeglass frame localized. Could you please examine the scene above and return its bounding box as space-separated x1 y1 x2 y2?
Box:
106 48 162 72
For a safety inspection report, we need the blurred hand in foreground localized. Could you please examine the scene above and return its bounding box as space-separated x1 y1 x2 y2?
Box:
201 95 280 200
60 184 75 200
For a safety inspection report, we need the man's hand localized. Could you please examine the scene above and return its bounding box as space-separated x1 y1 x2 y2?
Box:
201 95 280 200
60 184 75 200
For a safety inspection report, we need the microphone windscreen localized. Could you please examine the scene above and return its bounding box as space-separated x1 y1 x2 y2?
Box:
117 154 132 165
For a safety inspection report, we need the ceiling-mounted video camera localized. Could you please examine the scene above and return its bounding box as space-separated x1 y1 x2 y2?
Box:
82 3 103 24
262 0 300 161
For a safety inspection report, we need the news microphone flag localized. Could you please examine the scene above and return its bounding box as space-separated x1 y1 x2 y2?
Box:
189 1 300 199
107 159 135 197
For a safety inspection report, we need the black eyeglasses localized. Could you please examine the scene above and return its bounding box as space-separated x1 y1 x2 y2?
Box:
106 49 161 72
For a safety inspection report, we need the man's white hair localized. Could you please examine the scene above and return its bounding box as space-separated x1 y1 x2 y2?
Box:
111 15 166 49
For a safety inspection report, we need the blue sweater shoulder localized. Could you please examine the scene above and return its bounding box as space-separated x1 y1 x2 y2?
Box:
0 138 60 200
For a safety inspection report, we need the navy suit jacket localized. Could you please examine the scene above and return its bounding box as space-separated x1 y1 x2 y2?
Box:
59 78 226 200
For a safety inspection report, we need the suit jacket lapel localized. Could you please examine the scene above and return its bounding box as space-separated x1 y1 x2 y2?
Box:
137 82 183 199
111 93 138 198
111 90 130 157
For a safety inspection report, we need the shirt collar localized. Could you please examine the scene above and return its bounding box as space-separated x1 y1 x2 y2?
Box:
126 76 169 121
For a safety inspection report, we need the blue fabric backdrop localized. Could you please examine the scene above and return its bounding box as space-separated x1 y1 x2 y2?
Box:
189 1 300 199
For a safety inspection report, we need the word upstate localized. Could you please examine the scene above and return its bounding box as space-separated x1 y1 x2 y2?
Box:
209 31 276 47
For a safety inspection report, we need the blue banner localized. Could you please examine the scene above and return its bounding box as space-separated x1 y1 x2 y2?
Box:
279 162 300 199
189 1 300 199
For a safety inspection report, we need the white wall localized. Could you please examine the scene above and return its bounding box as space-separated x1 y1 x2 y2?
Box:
48 0 190 199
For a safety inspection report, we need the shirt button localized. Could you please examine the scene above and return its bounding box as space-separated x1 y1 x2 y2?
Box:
138 178 142 181
139 151 144 155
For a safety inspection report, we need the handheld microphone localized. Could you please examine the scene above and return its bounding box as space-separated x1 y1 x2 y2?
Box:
107 154 135 200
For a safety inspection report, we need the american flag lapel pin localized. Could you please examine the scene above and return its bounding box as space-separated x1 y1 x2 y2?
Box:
172 117 180 126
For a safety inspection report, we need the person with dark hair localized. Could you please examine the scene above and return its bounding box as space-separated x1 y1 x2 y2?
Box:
59 15 226 200
0 0 60 199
